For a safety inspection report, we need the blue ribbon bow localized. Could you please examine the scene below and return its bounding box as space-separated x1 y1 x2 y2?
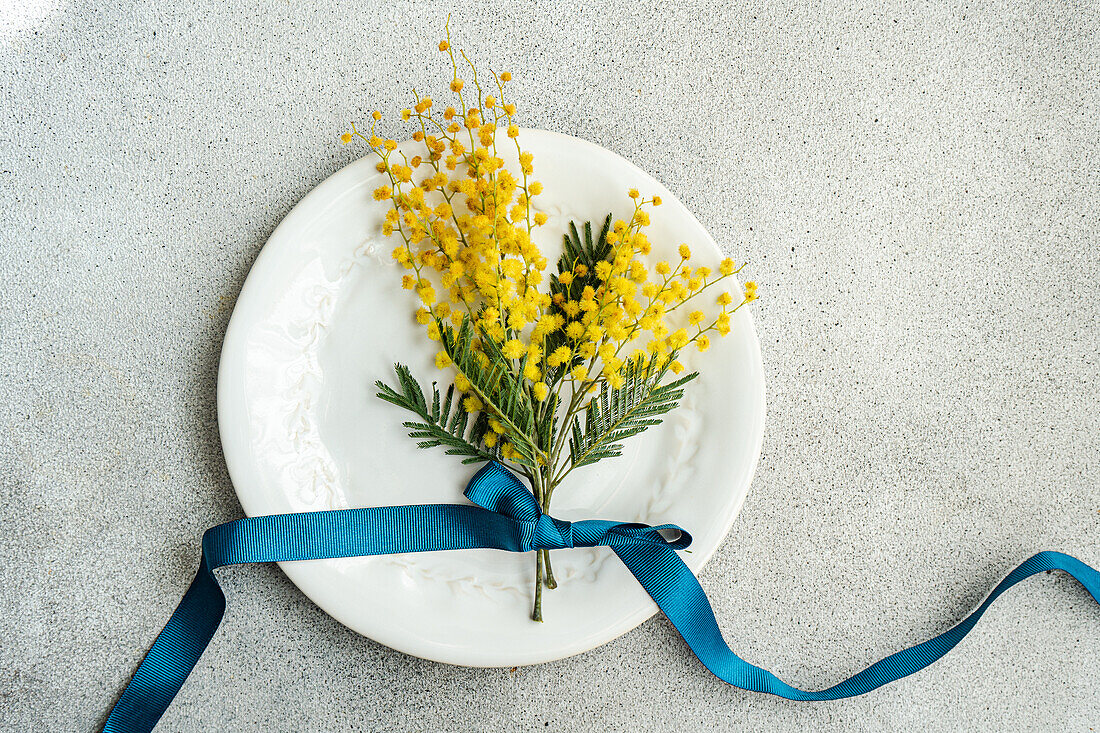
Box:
464 463 692 552
104 463 1100 732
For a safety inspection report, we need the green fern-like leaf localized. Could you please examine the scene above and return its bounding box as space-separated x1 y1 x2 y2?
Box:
561 215 613 273
566 355 698 470
375 363 495 465
544 214 613 385
438 317 545 468
535 390 560 455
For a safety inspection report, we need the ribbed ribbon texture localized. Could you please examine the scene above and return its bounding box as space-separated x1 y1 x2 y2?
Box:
104 462 1100 732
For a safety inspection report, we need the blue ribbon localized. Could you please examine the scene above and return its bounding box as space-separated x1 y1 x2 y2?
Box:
104 462 1100 732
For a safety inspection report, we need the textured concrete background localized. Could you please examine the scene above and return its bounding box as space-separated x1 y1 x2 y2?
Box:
2 1 1098 730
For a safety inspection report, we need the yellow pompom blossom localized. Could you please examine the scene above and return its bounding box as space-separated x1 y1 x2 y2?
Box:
358 21 756 621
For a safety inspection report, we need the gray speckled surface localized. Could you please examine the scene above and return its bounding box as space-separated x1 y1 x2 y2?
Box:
2 1 1098 730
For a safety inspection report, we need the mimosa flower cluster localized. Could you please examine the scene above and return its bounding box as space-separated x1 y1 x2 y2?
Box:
350 23 756 620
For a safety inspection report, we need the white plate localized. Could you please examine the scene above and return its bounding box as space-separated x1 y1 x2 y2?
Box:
217 129 765 667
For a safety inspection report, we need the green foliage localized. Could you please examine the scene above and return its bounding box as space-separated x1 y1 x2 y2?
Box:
544 214 613 385
559 215 613 275
375 364 493 465
535 390 560 456
567 355 698 470
438 316 545 468
376 215 702 486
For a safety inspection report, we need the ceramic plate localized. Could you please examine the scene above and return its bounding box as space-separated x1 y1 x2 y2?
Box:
217 129 765 666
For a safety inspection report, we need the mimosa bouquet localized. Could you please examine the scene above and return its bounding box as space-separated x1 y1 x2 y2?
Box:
343 24 756 621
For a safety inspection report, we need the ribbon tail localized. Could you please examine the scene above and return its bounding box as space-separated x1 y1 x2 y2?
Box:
101 503 530 732
612 546 1100 701
100 481 1100 731
103 554 225 733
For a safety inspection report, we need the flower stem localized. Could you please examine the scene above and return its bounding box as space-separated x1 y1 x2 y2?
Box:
530 470 559 621
543 549 558 589
532 548 544 622
539 476 558 590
